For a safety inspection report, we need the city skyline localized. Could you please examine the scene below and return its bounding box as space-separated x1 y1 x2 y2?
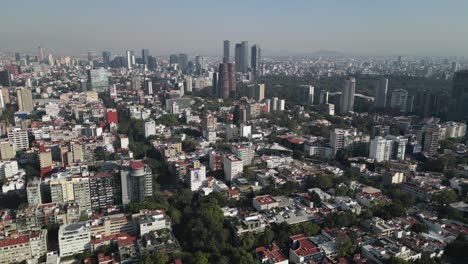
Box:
2 0 468 56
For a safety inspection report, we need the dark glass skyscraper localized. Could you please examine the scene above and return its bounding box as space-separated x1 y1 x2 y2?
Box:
223 40 230 63
142 49 149 65
374 78 388 109
87 69 109 92
235 44 242 72
102 51 111 68
251 44 261 79
241 41 249 73
452 70 468 120
15 52 20 62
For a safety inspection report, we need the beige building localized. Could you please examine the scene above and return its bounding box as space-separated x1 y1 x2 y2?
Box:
0 230 47 264
0 139 15 160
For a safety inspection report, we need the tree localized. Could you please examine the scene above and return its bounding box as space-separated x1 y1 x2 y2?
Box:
315 175 333 190
310 191 322 207
432 189 457 206
194 252 210 264
410 223 428 234
336 235 356 257
153 251 169 264
444 234 468 263
386 257 410 264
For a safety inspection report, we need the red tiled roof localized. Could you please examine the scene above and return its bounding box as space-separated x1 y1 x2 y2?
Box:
255 195 277 205
131 161 144 170
0 235 29 248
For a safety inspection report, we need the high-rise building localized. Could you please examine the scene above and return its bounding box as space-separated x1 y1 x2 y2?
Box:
241 41 249 73
169 54 178 65
89 173 115 213
147 56 157 71
390 89 408 113
102 51 111 68
145 120 157 138
423 126 441 156
374 78 388 109
17 88 34 112
218 63 236 99
15 52 20 62
319 90 329 104
251 44 261 79
121 161 153 205
142 49 149 65
235 44 242 72
87 51 93 63
126 50 132 69
340 77 356 113
369 136 394 162
212 72 219 97
298 85 314 105
223 154 243 181
0 70 12 88
195 55 204 75
186 161 206 191
223 40 230 63
145 79 153 95
250 84 265 101
58 222 91 257
452 70 468 120
178 53 188 73
87 69 109 92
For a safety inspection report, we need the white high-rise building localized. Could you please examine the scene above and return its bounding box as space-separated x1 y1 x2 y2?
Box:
374 78 388 109
187 161 206 191
231 143 254 166
390 89 408 113
126 50 132 69
340 77 356 113
145 120 156 138
271 97 279 111
8 128 29 150
320 90 329 104
386 135 408 160
369 136 393 162
277 99 285 111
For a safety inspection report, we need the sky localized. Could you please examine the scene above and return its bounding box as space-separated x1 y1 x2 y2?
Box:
1 0 468 57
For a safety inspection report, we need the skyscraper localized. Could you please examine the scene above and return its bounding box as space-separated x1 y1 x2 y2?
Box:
249 84 265 101
102 51 111 68
241 41 249 73
126 50 132 69
147 56 157 71
0 70 11 88
38 46 45 63
120 161 153 205
142 49 149 65
218 63 236 99
390 89 408 113
235 44 242 72
14 52 20 62
223 40 230 63
374 78 388 109
87 51 93 63
178 53 188 73
17 88 34 112
195 55 204 75
298 85 314 105
251 44 261 79
340 77 356 113
87 69 109 92
452 70 468 120
169 54 178 65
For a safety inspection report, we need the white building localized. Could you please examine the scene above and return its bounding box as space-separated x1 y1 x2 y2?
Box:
58 222 91 257
138 210 171 236
0 160 19 179
369 136 393 162
443 122 466 138
7 128 29 150
145 120 156 138
231 143 254 166
223 154 243 181
186 162 206 191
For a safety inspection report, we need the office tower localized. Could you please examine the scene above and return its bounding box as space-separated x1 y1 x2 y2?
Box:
0 70 12 87
25 55 30 65
319 90 329 104
145 79 153 95
387 135 408 160
218 63 236 99
178 53 188 72
126 50 132 69
87 69 109 92
298 85 314 105
452 70 468 120
223 40 230 63
241 41 249 73
38 46 45 62
390 89 408 113
121 161 153 205
250 83 265 101
87 51 92 63
195 55 204 75
251 44 261 79
17 88 34 112
15 52 20 62
185 77 193 93
340 77 356 113
142 49 149 65
235 44 242 72
147 56 157 71
231 144 254 166
48 54 54 66
102 51 111 68
212 72 219 97
89 173 115 213
169 54 178 65
374 78 388 109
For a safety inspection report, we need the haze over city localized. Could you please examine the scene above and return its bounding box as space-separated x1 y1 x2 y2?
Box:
2 0 468 56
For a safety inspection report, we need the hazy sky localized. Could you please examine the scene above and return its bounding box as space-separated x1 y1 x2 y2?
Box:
1 0 467 56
